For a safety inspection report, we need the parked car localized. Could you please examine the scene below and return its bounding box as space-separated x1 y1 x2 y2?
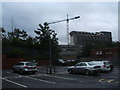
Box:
57 59 67 66
12 61 37 74
67 62 101 75
90 60 113 72
31 60 38 66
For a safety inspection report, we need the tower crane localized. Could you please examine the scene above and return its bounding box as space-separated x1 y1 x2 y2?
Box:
48 14 80 45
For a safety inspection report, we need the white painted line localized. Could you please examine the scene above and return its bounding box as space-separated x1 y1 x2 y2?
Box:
5 72 56 84
30 73 77 81
99 78 115 83
0 77 27 88
107 79 114 83
4 76 21 79
24 76 56 84
44 74 77 81
99 78 106 82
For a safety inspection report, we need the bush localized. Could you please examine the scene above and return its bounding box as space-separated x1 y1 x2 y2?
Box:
7 49 26 58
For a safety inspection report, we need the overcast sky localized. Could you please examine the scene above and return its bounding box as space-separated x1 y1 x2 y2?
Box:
2 2 118 44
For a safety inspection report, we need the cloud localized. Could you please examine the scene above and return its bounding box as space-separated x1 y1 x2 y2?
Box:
2 2 118 44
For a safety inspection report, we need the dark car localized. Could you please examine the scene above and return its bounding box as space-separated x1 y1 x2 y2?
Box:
12 61 37 74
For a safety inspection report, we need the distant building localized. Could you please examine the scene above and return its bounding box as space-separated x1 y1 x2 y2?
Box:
59 45 79 60
59 31 112 60
70 31 112 46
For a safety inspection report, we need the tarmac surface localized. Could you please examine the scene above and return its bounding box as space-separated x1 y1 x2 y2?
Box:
1 66 120 89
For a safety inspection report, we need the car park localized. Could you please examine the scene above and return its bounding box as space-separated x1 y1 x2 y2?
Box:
67 62 101 75
12 61 37 74
90 60 113 72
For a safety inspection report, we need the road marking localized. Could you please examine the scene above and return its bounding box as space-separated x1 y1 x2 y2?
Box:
4 72 56 84
24 76 56 84
99 78 115 83
4 76 22 79
99 78 106 82
0 77 27 88
29 73 77 81
29 73 76 81
44 74 77 81
107 79 114 83
29 74 43 77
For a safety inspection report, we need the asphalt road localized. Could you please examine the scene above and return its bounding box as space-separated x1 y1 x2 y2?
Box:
1 66 120 89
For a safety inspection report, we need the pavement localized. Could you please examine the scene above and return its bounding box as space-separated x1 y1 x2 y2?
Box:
1 66 120 89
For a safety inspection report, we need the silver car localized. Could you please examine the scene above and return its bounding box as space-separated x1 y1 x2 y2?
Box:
90 61 113 72
67 62 101 75
12 61 37 74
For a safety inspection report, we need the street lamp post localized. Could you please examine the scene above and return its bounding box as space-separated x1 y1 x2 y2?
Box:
49 30 55 74
49 33 52 74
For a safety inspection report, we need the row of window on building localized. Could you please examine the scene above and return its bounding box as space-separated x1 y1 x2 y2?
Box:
69 31 112 46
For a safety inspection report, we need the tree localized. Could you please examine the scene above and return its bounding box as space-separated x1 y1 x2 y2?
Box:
2 27 8 46
82 43 93 57
34 22 59 61
21 30 28 40
26 36 34 48
2 27 7 39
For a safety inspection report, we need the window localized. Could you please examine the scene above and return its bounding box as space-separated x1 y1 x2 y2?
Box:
75 63 82 66
88 62 95 66
26 63 35 66
16 63 24 65
75 63 87 66
81 63 87 66
104 62 110 65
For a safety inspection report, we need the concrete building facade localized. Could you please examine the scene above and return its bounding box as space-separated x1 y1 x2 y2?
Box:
70 31 112 46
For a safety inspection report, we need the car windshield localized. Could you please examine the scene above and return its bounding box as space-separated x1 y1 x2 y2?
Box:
104 62 110 65
88 62 96 66
91 62 102 64
16 63 24 65
26 63 35 66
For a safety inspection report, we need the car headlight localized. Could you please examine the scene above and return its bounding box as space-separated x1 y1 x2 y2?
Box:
25 68 28 70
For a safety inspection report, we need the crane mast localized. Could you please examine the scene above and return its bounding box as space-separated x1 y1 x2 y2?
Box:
66 14 69 44
48 14 80 45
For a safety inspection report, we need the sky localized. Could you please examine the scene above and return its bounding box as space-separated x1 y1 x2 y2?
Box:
1 2 118 44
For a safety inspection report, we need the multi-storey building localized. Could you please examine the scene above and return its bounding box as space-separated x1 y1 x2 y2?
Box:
70 31 112 46
59 31 112 60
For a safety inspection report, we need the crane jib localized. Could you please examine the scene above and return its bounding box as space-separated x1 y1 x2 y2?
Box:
48 16 80 25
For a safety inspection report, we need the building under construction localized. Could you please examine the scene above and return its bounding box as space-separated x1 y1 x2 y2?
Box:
70 31 112 46
59 31 112 60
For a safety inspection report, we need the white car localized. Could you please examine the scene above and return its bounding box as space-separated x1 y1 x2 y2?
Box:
67 62 101 75
90 61 113 72
12 61 37 74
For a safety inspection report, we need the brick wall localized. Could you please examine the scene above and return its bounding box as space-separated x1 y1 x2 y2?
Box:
90 47 120 59
2 55 50 69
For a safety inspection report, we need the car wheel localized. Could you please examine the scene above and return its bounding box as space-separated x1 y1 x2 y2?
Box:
68 69 73 74
85 70 90 75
